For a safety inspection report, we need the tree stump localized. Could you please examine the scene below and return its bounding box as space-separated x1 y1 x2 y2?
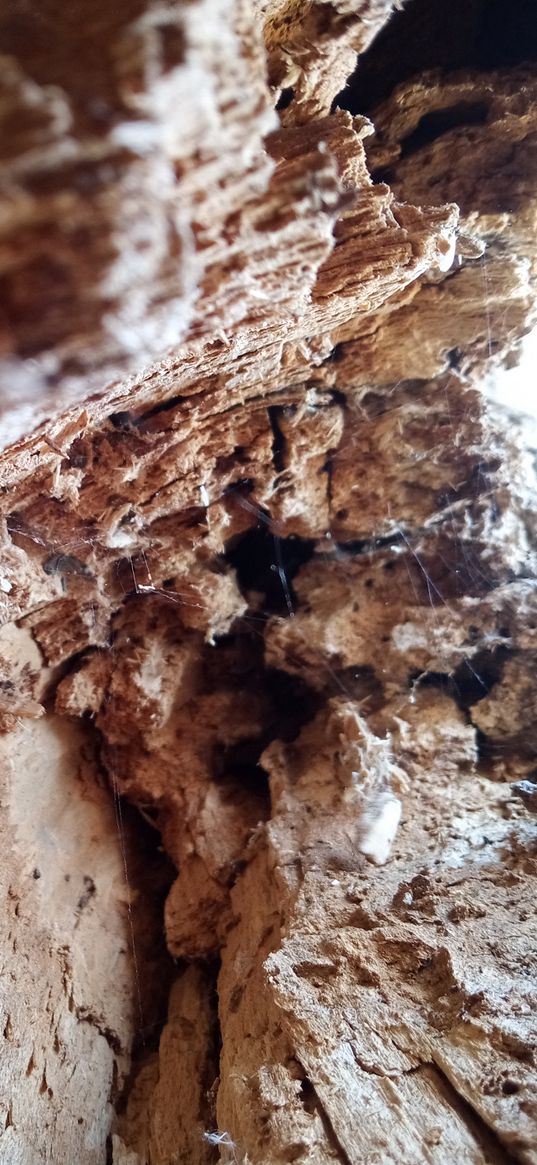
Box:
0 2 536 1162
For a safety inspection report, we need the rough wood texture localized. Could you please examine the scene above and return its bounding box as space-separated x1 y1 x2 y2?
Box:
0 688 171 1164
1 1 537 1163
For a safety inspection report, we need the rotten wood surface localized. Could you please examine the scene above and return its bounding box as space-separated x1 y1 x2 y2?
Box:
0 1 537 1163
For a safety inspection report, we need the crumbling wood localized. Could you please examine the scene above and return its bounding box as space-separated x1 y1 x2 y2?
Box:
0 2 537 1164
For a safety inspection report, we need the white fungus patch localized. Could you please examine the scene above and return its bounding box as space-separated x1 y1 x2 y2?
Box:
391 622 429 651
358 792 402 866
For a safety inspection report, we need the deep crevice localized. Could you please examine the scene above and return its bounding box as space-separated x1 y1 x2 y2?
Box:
334 0 537 118
399 101 490 160
408 645 508 712
204 635 322 782
297 1073 353 1165
430 1058 521 1164
199 626 322 788
225 525 315 616
107 392 191 433
108 410 137 430
276 86 294 111
334 530 408 557
86 720 178 1061
451 646 509 707
264 667 323 741
268 405 288 475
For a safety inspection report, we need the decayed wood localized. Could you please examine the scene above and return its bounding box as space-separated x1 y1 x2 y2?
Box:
0 703 171 1164
217 700 537 1164
0 2 537 1164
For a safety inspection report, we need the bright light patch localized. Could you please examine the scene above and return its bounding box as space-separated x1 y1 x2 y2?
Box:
486 326 537 421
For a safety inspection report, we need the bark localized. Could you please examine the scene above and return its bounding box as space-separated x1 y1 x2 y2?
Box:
0 2 537 1164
